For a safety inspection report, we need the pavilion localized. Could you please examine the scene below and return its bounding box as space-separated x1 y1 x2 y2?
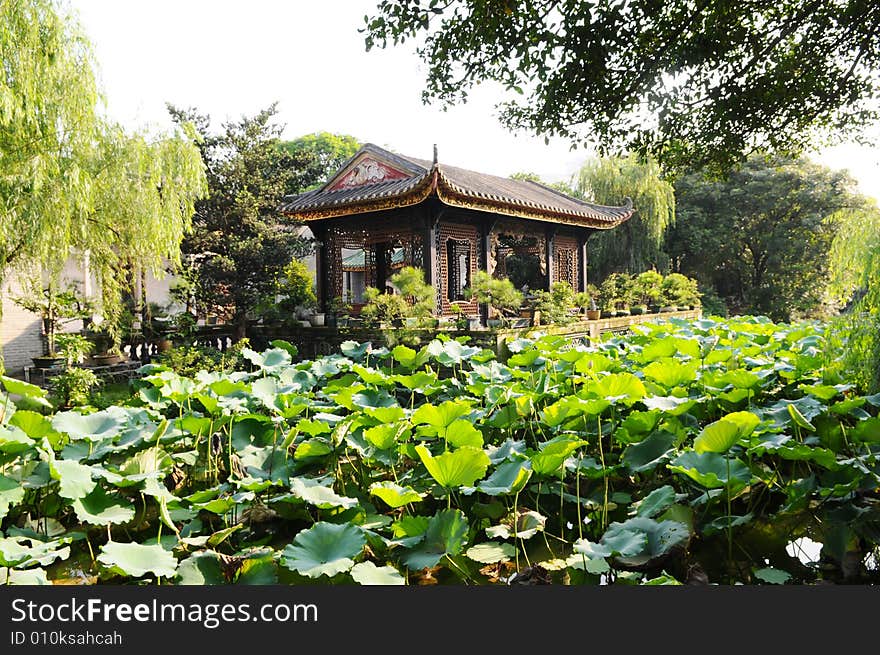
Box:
279 144 634 321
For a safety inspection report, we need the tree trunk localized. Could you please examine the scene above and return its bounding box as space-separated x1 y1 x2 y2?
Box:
233 312 248 342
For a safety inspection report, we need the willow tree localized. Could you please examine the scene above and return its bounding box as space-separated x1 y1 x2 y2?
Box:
0 0 207 368
827 205 880 392
574 154 675 280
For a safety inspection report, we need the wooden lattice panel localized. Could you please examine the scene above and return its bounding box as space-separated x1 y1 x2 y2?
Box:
553 234 579 289
325 218 425 305
438 221 479 315
488 218 546 278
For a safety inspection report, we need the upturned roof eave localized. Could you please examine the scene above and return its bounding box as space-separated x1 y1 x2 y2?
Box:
279 163 635 229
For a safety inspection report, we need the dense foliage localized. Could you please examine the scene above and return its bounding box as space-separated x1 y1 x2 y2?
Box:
363 0 880 172
2 317 879 586
0 0 207 367
167 104 314 337
667 155 867 321
575 154 675 280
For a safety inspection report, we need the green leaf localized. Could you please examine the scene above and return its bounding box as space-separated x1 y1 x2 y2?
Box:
529 437 585 476
350 561 405 585
291 477 359 509
206 524 243 547
52 410 125 441
294 438 333 460
668 451 752 490
71 487 135 525
852 417 880 443
270 339 299 358
242 347 291 371
0 424 34 454
754 567 791 584
695 411 759 453
0 568 51 585
632 485 680 518
415 445 490 488
601 517 690 567
694 420 739 454
486 510 546 540
50 459 96 499
176 551 225 585
98 541 178 578
622 431 677 473
476 459 532 495
363 423 403 450
588 372 647 404
403 509 468 569
445 420 484 448
281 522 365 578
412 400 472 428
642 360 698 388
0 375 51 407
788 404 816 431
466 542 516 564
370 481 424 508
8 410 54 439
0 475 25 521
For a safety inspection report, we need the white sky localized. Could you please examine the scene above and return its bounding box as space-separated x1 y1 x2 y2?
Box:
69 0 880 198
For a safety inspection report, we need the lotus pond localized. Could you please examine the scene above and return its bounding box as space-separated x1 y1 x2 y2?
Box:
1 316 879 585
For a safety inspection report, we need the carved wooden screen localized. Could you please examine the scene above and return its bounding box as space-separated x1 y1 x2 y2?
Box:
553 235 579 290
438 222 478 315
325 219 425 310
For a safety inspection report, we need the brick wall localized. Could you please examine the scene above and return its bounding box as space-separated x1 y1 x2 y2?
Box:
1 277 45 377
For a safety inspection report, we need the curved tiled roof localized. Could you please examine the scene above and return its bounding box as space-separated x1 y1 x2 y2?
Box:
279 143 634 228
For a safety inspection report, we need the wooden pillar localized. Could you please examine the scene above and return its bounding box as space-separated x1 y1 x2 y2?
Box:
479 216 493 325
376 242 388 292
422 204 438 290
545 226 556 289
313 225 328 312
578 232 589 292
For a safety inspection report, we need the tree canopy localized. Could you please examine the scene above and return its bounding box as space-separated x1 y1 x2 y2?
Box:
364 0 880 171
667 154 868 321
167 104 310 337
574 154 675 280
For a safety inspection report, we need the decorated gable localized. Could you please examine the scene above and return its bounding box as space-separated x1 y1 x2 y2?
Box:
327 156 411 190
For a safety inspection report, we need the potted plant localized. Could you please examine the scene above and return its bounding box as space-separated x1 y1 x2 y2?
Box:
628 270 664 313
660 273 701 310
450 302 469 330
391 266 436 326
533 281 576 326
273 258 318 324
327 294 353 328
12 279 97 369
55 333 94 367
463 271 524 328
360 287 409 328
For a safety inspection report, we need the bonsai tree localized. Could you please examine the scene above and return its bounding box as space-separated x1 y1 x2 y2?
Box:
361 266 435 327
390 266 436 323
12 278 97 361
449 302 468 329
328 294 353 320
628 270 664 310
534 281 576 326
464 271 523 325
660 273 702 308
599 272 630 313
574 283 600 316
276 258 317 319
360 287 409 327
